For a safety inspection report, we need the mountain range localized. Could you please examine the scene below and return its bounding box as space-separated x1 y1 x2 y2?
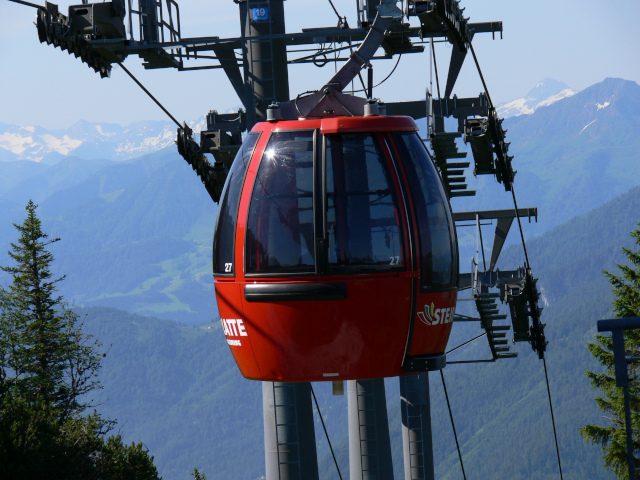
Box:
1 77 636 324
496 78 576 118
456 77 640 241
0 118 204 163
0 78 571 164
0 77 638 479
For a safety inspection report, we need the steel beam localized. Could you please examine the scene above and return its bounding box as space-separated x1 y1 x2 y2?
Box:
263 382 319 480
348 378 395 480
400 373 434 480
239 0 290 127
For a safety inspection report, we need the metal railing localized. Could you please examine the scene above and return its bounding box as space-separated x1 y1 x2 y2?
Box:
126 1 180 42
126 0 182 65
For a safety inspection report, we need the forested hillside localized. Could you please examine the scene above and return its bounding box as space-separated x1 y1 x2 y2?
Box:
430 185 640 480
0 148 218 325
75 185 640 480
78 307 264 480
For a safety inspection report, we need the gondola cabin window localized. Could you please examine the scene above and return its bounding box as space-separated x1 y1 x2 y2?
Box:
213 132 260 276
325 133 404 272
393 132 458 289
246 130 316 274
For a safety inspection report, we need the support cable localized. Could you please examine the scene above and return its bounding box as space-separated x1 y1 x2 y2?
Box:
349 53 402 93
543 358 564 480
446 332 487 355
467 34 563 480
344 43 367 94
310 384 343 480
431 39 441 98
469 38 533 271
116 61 181 128
429 38 433 96
472 39 561 479
510 185 531 268
357 69 368 95
8 0 43 9
468 42 493 108
326 0 342 22
291 43 363 63
440 370 468 480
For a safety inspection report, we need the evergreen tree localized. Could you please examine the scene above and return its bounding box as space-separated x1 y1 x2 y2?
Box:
0 200 101 418
0 201 161 480
581 222 640 479
192 468 208 480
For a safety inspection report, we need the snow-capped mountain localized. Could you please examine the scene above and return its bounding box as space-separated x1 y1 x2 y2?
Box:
0 117 206 163
496 77 640 235
496 78 575 118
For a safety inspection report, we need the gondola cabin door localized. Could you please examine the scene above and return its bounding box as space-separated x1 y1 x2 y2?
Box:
213 115 458 381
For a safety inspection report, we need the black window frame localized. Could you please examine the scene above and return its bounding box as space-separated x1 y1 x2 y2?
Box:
244 128 318 277
242 128 414 278
383 135 415 271
391 132 459 291
321 132 407 275
213 131 261 276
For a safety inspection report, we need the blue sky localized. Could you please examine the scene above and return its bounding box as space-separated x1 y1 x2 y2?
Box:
2 0 639 129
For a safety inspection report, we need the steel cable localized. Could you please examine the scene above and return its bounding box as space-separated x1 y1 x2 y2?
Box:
310 384 343 480
116 61 182 128
510 185 531 268
8 0 44 10
440 370 468 480
543 358 564 480
326 0 342 22
431 39 442 98
446 332 487 355
469 36 563 480
349 53 402 94
468 42 494 108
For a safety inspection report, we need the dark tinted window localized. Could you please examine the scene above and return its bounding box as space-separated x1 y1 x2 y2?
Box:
213 132 260 275
394 132 457 288
325 134 404 272
246 131 316 274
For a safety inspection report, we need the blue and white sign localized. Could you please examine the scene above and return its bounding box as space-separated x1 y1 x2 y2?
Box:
252 7 269 22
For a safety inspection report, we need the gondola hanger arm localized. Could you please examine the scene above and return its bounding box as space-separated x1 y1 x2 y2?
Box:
324 0 401 93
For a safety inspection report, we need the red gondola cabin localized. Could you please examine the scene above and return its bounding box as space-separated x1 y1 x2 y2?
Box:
212 114 458 381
